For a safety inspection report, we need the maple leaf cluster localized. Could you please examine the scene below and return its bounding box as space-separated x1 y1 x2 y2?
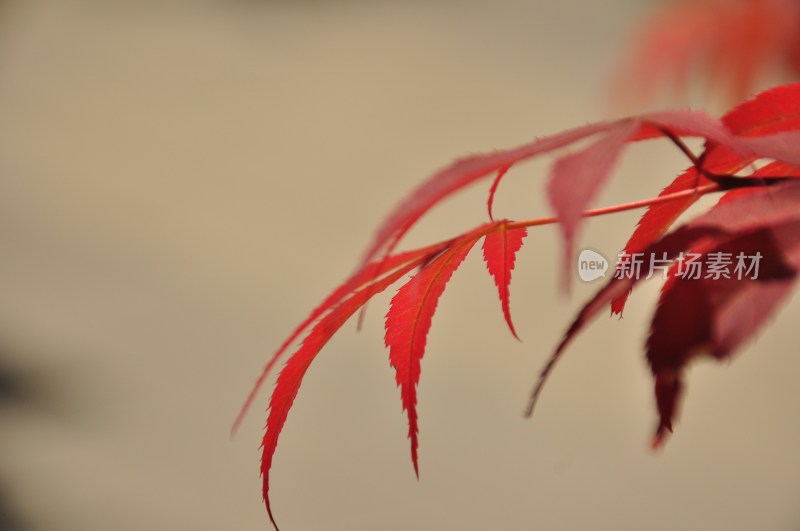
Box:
238 83 800 529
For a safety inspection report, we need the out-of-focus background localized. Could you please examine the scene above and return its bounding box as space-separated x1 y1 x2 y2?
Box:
0 1 798 530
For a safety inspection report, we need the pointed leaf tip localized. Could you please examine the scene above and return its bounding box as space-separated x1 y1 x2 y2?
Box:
482 222 527 340
261 255 431 529
384 234 480 476
233 239 453 436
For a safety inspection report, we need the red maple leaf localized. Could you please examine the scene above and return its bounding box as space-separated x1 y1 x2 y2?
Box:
239 84 800 529
481 222 527 340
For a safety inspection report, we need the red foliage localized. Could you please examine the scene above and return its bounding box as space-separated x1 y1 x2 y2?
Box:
385 231 483 477
481 222 527 340
612 82 800 313
616 0 800 103
242 84 800 529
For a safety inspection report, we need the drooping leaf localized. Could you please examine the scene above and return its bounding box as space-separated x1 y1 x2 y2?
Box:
610 166 713 315
648 224 800 447
532 181 800 440
610 150 750 315
233 239 455 435
362 120 619 266
249 84 800 529
481 222 527 339
612 83 800 314
259 223 500 529
548 121 639 290
361 109 758 270
260 254 434 530
384 232 481 476
526 223 726 417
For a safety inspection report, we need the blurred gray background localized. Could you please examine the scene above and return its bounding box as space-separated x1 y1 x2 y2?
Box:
0 1 797 530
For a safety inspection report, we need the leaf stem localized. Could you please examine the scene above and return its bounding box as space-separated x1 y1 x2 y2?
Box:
506 183 721 231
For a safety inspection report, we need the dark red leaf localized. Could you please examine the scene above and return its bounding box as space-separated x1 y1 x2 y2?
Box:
533 181 800 444
526 223 726 417
612 84 800 314
648 224 800 447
